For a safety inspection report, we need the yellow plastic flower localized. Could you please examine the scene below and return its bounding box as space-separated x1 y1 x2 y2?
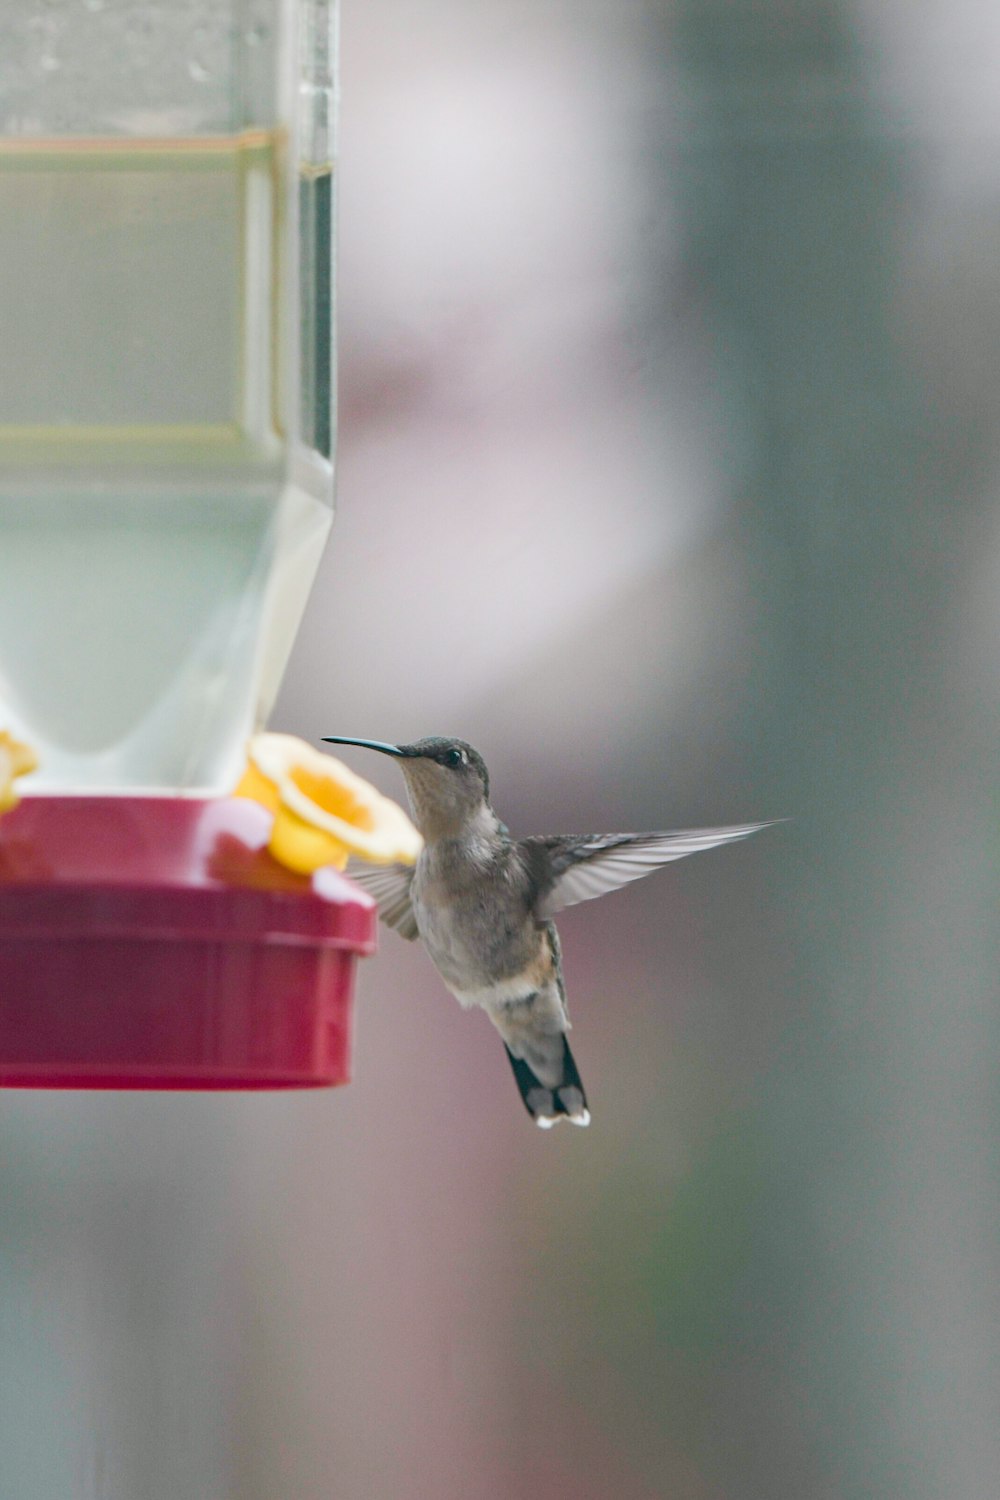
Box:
0 730 38 814
233 733 422 876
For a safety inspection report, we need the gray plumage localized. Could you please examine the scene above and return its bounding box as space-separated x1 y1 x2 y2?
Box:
323 735 774 1129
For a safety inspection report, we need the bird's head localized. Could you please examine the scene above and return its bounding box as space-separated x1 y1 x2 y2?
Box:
322 736 492 840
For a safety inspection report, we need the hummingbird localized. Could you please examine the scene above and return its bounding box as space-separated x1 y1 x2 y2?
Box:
323 735 773 1130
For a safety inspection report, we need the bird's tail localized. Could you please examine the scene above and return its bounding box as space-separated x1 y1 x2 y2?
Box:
504 1035 590 1129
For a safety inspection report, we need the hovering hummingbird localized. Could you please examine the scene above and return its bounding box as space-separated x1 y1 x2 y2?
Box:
323 735 773 1130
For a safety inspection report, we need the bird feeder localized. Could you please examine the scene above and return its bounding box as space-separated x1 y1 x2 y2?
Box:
0 0 376 1087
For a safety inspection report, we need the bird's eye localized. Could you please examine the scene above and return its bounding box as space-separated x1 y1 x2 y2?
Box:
443 747 465 768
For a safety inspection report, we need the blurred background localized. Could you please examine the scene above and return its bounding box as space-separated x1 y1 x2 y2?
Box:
2 0 999 1496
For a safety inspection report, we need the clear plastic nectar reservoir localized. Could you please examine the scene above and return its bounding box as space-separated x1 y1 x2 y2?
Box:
0 2 337 792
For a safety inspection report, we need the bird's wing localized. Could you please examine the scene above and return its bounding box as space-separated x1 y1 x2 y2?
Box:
346 861 419 940
525 824 775 920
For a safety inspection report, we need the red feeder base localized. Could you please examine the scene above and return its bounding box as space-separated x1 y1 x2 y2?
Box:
0 795 377 1089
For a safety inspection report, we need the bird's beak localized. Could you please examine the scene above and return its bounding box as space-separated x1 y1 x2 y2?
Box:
322 736 407 759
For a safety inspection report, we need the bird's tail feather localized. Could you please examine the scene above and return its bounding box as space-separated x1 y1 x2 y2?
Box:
505 1036 590 1128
